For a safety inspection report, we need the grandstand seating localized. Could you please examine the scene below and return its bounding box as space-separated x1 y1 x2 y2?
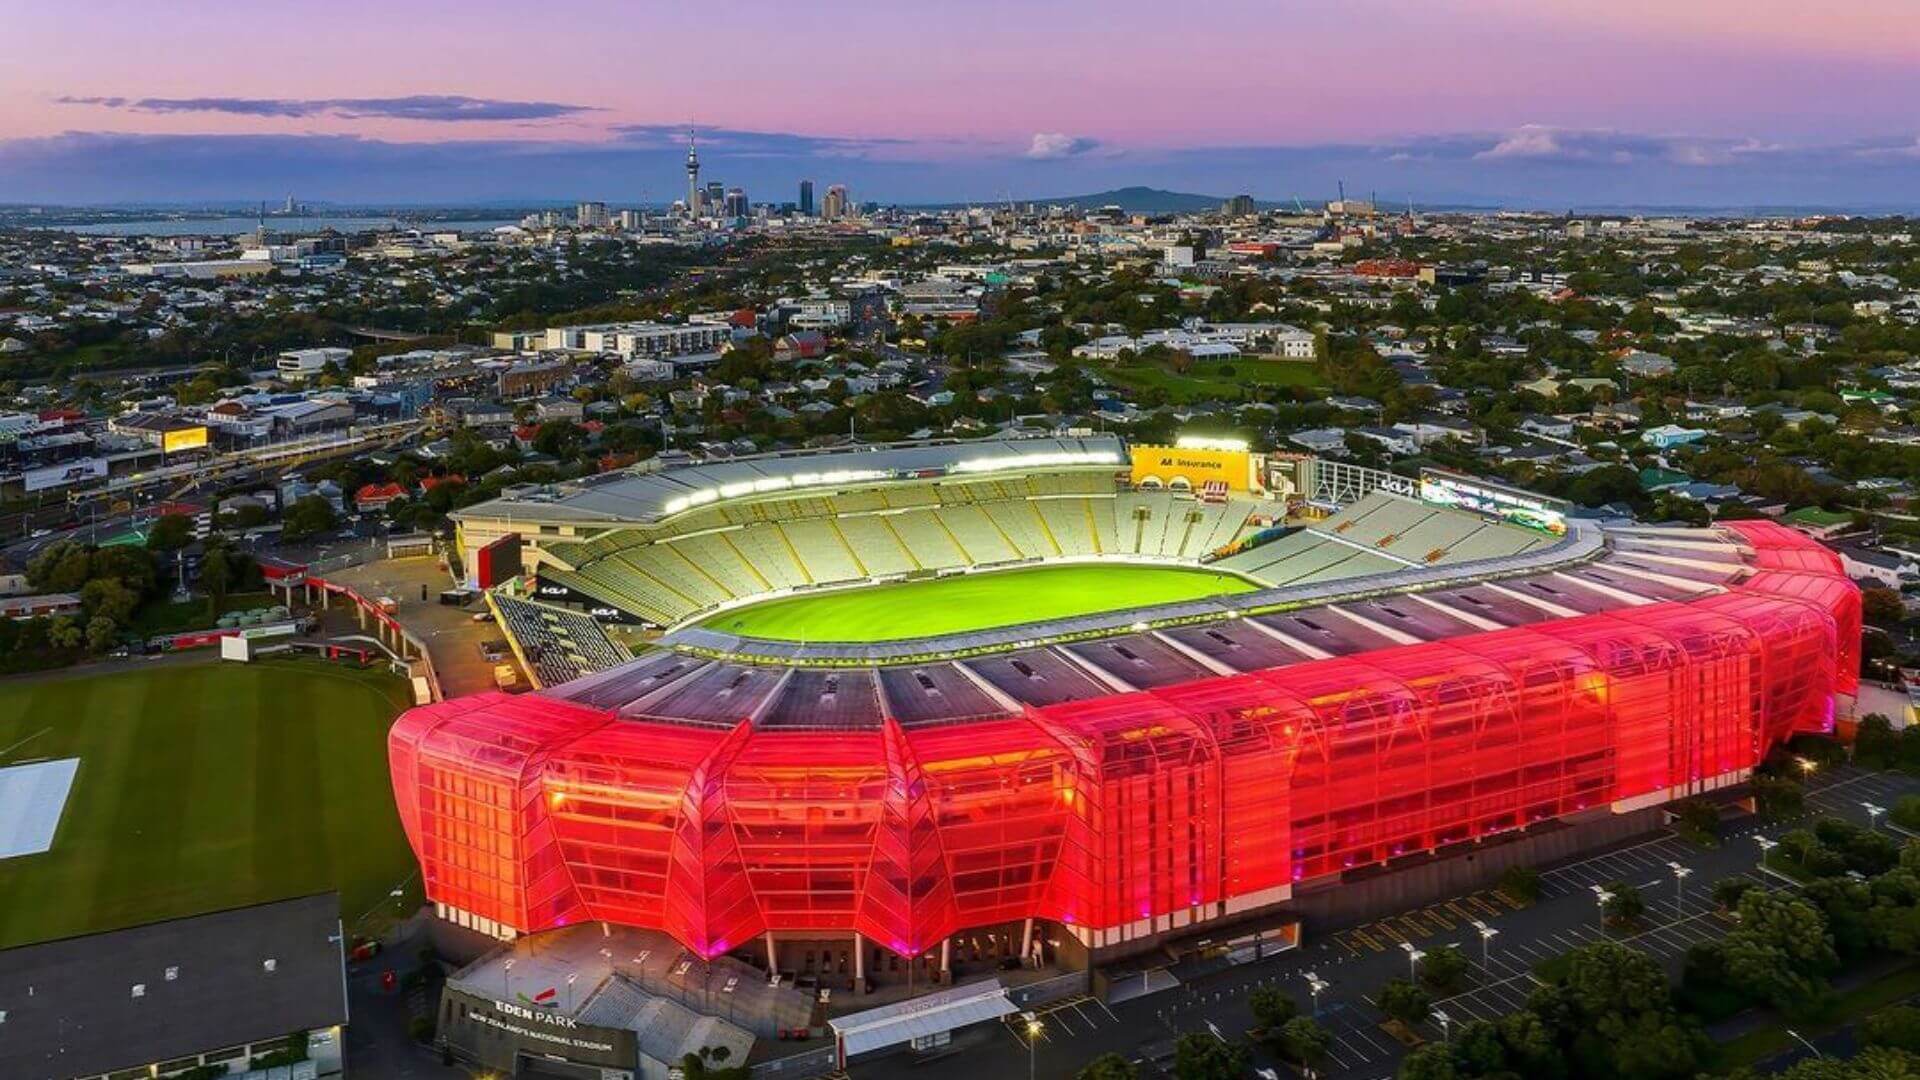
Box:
830 514 916 577
492 594 631 687
539 486 1341 627
1214 491 1547 585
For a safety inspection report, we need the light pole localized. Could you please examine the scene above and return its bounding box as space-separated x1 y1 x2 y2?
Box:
1864 802 1887 832
1668 861 1692 917
1472 921 1499 972
1786 1028 1823 1059
1400 942 1426 983
1796 756 1817 782
1304 971 1329 1017
1024 1014 1043 1080
1434 1009 1453 1044
503 958 514 1003
1590 885 1614 935
1755 835 1787 887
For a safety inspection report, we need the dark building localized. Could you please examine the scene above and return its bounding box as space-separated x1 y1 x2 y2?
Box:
798 179 815 216
0 893 349 1080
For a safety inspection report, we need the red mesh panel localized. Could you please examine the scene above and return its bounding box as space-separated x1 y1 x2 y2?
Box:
392 525 1860 955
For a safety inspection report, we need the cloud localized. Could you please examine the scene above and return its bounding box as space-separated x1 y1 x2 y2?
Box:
1467 125 1794 167
54 94 597 122
1025 132 1101 160
611 123 921 160
7 128 1920 210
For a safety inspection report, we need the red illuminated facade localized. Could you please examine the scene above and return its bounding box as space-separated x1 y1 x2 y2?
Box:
389 521 1859 960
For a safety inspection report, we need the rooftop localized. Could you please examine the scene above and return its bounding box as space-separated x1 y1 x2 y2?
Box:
0 894 347 1080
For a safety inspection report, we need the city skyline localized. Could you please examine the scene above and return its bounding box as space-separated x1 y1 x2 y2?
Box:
4 0 1920 207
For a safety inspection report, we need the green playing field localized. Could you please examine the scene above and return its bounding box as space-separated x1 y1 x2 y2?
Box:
698 562 1257 642
0 659 418 949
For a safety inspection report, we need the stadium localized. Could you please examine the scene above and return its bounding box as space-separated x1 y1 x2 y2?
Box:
391 434 1861 994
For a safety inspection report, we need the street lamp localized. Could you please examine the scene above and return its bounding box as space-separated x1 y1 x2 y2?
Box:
1786 1028 1823 1059
1590 885 1614 935
1668 861 1692 917
503 958 514 1002
1434 1009 1453 1044
1471 921 1499 972
1024 1014 1043 1080
1304 971 1329 1017
1400 942 1426 983
1864 802 1887 832
1755 834 1787 886
1796 756 1817 780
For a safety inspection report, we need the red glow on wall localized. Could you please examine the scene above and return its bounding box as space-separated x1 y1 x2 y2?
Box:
389 522 1858 958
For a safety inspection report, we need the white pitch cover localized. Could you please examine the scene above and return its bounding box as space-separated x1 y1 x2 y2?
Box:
0 757 79 858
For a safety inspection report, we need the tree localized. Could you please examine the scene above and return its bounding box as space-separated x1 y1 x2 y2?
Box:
1419 944 1471 994
1862 1005 1920 1053
200 545 234 613
1248 983 1298 1033
1562 941 1670 1019
1863 587 1907 628
1075 1052 1139 1080
46 616 83 651
1379 978 1432 1026
80 577 139 627
84 615 118 653
1396 1043 1459 1080
1171 1031 1249 1080
1602 880 1647 926
145 513 194 552
1498 865 1541 905
282 495 338 541
1608 1009 1706 1080
1278 1016 1332 1072
1857 714 1900 770
1713 877 1759 912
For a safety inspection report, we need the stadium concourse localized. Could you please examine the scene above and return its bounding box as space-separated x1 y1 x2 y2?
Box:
390 436 1861 1068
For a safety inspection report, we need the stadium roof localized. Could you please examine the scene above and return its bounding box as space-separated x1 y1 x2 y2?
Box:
453 435 1127 526
0 894 347 1080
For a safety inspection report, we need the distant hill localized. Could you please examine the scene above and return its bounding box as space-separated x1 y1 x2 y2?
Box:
1025 186 1233 212
921 186 1248 213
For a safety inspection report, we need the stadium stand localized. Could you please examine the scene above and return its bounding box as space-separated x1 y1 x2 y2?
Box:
491 594 631 687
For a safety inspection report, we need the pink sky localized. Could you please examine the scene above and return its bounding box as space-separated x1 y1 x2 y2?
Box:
4 0 1918 153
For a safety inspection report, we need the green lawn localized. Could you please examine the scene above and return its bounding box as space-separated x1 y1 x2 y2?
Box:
1106 357 1327 403
699 563 1256 642
0 659 418 948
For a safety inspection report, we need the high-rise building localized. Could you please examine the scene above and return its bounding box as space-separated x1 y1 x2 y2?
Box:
1222 193 1256 217
798 179 815 216
722 188 748 218
575 201 610 228
704 181 724 213
821 184 850 220
684 129 700 215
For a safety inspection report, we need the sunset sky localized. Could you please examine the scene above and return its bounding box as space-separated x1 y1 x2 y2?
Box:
4 0 1919 207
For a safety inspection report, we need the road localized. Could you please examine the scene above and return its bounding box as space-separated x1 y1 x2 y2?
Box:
855 765 1920 1080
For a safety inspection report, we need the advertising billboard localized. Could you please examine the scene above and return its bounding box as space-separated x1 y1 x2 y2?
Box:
1129 444 1257 493
1419 468 1568 535
161 426 209 454
22 458 108 492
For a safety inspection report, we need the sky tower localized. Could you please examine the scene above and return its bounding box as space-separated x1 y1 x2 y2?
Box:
684 128 700 215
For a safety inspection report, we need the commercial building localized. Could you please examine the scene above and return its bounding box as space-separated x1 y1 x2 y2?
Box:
543 321 730 360
277 348 353 382
0 894 349 1080
821 184 850 221
799 179 815 216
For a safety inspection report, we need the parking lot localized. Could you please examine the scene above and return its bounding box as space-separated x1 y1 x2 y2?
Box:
864 763 1920 1080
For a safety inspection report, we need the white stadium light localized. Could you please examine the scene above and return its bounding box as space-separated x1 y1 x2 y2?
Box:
1175 436 1250 453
